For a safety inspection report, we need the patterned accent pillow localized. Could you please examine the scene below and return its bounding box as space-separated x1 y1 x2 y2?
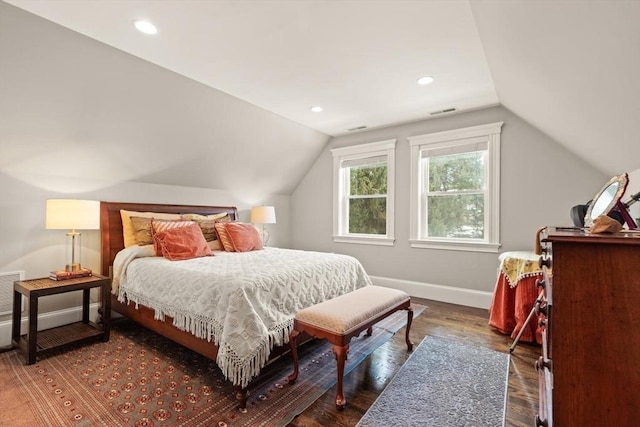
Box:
181 212 229 221
152 223 212 261
130 217 195 246
151 219 196 255
121 210 182 247
223 222 263 252
214 222 235 252
181 213 230 242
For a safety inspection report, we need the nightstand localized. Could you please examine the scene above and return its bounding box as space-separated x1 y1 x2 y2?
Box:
11 275 111 365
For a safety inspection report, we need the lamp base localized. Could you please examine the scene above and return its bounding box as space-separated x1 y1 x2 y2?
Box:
262 227 271 246
65 263 83 273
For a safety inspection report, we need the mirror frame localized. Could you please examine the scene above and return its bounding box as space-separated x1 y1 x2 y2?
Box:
584 173 629 227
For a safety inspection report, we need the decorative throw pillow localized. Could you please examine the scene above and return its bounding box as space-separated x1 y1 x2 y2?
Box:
130 217 196 246
152 222 212 261
223 222 263 252
120 210 182 248
151 219 196 255
181 212 229 221
214 222 235 252
180 213 232 242
191 219 217 242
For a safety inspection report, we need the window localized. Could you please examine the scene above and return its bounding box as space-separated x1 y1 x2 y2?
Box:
408 122 502 252
331 139 396 245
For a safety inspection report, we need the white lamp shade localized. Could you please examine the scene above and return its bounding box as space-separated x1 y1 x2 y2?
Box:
250 206 276 224
46 199 100 230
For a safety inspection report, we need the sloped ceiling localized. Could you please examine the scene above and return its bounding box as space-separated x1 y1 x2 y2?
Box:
1 0 639 195
470 0 640 177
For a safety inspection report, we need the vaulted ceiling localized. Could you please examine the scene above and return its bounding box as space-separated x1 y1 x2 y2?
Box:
3 0 639 180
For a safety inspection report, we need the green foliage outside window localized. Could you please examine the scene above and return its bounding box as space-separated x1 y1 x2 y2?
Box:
348 164 387 234
426 152 485 238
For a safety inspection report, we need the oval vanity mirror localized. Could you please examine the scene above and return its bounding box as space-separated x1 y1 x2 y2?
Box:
584 173 629 226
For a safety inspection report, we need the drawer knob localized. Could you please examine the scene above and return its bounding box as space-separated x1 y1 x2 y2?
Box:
535 356 552 371
538 256 552 269
535 414 549 427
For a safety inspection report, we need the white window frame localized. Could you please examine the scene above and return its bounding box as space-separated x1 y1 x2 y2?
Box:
408 122 503 253
331 139 396 246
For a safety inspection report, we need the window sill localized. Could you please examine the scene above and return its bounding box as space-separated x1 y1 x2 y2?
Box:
333 235 395 246
409 239 500 253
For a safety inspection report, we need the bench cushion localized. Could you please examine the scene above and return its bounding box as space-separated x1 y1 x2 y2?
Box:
295 286 409 335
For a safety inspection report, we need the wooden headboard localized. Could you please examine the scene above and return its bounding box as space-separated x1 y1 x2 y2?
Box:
100 201 239 276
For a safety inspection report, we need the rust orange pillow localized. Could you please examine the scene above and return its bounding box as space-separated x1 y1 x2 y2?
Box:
152 223 213 261
224 222 263 252
151 219 197 256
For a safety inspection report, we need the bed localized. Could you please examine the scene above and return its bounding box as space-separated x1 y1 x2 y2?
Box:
99 201 372 409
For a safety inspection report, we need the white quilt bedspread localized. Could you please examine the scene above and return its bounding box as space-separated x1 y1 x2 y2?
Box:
112 246 372 387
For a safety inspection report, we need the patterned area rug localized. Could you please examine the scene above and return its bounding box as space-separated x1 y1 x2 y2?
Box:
0 305 423 427
356 336 509 427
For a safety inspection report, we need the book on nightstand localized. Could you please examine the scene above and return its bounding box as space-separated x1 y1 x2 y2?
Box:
49 268 93 281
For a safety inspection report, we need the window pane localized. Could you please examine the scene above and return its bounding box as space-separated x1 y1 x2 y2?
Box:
350 164 387 195
427 194 484 238
428 152 484 192
349 197 387 234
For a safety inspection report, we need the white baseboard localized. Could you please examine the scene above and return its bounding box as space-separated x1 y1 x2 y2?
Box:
0 303 101 348
369 276 493 309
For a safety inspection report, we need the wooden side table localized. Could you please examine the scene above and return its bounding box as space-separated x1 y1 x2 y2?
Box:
11 275 111 365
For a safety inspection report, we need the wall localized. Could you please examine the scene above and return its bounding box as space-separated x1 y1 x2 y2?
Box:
0 2 312 324
291 106 610 307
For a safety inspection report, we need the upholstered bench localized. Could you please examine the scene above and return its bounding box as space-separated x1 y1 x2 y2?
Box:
287 285 414 410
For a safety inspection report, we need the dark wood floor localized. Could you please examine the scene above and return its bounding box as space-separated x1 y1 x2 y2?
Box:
289 297 540 427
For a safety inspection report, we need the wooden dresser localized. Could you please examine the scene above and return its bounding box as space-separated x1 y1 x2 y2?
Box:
536 228 640 426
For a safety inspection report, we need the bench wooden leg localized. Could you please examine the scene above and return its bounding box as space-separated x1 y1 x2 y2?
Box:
405 306 414 351
234 386 249 412
332 343 349 410
287 329 301 383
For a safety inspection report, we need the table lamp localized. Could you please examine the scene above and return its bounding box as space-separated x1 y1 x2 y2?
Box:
250 206 276 245
46 199 100 272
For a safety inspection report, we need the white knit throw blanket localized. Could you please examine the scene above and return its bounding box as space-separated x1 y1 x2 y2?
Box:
112 247 372 388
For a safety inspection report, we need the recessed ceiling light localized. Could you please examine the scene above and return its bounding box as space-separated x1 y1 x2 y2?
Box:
310 106 323 113
134 20 157 35
417 76 434 85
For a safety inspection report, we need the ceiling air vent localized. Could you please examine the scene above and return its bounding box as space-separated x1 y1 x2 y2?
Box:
429 107 457 116
347 125 368 132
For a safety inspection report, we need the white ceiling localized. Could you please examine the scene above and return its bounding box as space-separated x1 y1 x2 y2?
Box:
5 0 640 176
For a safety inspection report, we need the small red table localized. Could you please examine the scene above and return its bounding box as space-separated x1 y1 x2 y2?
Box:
489 251 543 344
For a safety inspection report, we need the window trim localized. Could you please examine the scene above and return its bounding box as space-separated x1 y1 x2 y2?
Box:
331 139 396 246
408 122 503 253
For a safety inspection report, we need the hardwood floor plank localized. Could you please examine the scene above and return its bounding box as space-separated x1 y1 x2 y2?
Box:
289 298 539 427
